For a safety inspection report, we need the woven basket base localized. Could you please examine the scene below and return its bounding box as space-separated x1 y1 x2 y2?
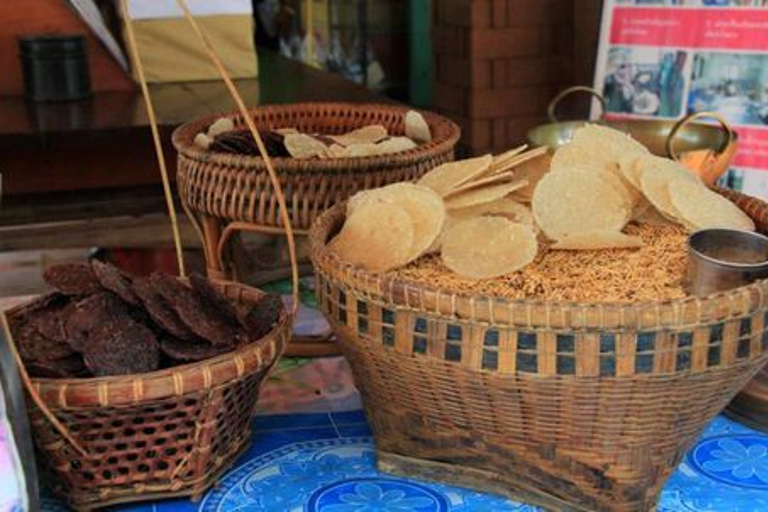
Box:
378 451 587 512
66 438 249 511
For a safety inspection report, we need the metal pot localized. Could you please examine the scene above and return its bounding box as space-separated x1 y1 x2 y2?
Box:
527 86 738 185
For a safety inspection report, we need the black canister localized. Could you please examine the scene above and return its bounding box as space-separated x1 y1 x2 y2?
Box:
18 34 92 102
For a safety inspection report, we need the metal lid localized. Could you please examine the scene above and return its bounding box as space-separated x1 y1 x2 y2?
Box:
18 34 87 58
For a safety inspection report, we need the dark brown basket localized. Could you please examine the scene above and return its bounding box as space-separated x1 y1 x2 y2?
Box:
4 280 289 511
172 102 460 233
309 190 768 512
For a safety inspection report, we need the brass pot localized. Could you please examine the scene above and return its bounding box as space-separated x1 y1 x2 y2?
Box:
527 86 738 185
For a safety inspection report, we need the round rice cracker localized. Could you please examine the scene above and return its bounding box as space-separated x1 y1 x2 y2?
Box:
532 168 631 241
637 155 700 225
551 123 649 173
445 180 527 210
669 177 755 232
417 154 493 196
343 183 445 261
551 230 644 250
441 217 538 279
330 200 415 272
451 198 536 230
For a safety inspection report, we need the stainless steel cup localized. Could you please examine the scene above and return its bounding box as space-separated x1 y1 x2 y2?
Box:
688 229 768 297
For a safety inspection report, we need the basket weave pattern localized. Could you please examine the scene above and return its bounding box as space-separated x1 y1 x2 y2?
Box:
13 281 289 510
173 102 461 232
309 191 768 511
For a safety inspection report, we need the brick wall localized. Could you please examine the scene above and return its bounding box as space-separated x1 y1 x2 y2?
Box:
433 0 603 156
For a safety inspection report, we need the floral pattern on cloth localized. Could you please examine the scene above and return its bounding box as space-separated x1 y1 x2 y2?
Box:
200 438 532 512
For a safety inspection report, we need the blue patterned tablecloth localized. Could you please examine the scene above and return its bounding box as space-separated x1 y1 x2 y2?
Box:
38 411 768 511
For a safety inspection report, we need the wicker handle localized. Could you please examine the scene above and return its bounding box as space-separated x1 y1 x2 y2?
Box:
667 111 735 162
0 313 91 458
547 86 606 123
120 0 300 312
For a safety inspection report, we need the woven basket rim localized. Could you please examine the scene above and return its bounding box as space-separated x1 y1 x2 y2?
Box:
171 102 461 173
7 279 288 392
308 196 768 323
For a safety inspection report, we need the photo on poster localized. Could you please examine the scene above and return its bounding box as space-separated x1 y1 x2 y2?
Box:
688 52 768 126
602 47 690 118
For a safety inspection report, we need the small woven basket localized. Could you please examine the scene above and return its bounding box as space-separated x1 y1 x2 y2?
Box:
4 280 290 510
309 190 768 512
172 102 460 233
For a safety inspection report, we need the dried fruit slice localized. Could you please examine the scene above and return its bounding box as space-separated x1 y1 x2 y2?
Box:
445 180 528 210
405 110 431 142
330 200 415 272
417 154 493 196
441 217 537 279
532 168 631 240
551 230 644 250
670 178 755 232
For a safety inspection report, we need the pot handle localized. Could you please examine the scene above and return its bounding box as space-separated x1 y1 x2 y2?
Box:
666 111 735 162
547 86 607 123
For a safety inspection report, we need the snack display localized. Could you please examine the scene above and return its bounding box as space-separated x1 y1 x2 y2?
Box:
327 124 756 299
194 109 430 160
7 261 282 378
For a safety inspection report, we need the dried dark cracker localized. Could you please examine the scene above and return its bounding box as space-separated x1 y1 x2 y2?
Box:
150 273 236 347
65 292 130 352
83 321 160 377
160 336 232 363
27 355 87 379
91 260 140 306
237 293 283 342
131 278 194 340
43 263 102 295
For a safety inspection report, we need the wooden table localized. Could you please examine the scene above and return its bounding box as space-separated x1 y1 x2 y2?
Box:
0 50 388 251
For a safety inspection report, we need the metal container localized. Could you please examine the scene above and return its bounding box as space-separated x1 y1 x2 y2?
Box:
687 229 768 297
18 34 92 102
527 86 738 185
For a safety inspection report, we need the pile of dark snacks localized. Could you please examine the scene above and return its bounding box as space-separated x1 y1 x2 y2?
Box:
6 261 282 378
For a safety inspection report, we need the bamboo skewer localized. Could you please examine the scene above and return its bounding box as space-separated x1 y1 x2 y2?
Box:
120 0 186 278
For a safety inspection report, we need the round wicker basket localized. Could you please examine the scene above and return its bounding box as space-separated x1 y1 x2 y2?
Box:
309 190 768 512
5 280 289 510
172 101 460 235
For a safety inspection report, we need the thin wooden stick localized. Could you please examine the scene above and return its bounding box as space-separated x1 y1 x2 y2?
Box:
120 0 186 277
172 0 300 313
1 313 89 458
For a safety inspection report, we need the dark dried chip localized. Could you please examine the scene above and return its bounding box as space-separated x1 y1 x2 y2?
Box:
209 129 289 157
151 273 236 347
237 294 283 342
26 355 88 379
83 321 160 377
160 336 233 363
189 273 239 324
13 321 76 363
43 263 102 295
34 299 73 343
91 260 141 306
131 278 194 340
65 292 130 352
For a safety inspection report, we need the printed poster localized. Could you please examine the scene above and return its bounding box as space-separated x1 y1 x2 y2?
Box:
594 1 768 198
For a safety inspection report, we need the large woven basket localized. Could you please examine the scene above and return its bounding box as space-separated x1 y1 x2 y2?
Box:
309 190 768 512
173 102 460 234
4 279 290 510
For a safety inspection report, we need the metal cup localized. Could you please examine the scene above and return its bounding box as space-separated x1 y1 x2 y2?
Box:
687 229 768 297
